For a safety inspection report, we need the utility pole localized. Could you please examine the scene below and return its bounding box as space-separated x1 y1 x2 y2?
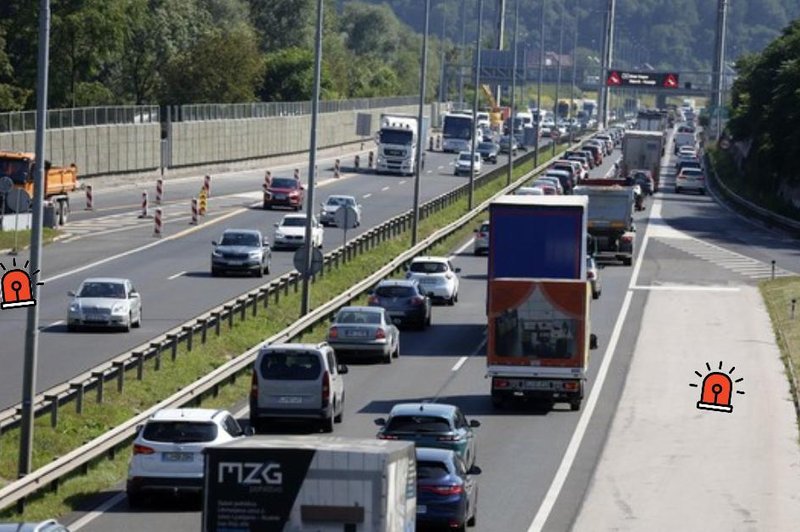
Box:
411 0 431 246
439 3 447 103
469 0 484 210
19 0 50 478
534 0 545 167
552 0 565 157
711 0 729 139
570 0 580 143
458 0 467 108
598 0 616 129
495 0 506 105
507 0 518 186
300 0 324 316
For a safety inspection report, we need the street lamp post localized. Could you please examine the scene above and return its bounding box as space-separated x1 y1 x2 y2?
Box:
552 0 565 157
438 3 447 103
507 0 518 186
534 0 545 167
411 0 431 246
468 0 484 209
570 0 580 143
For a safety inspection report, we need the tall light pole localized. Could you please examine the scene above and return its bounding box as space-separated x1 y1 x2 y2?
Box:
469 0 484 209
438 3 447 103
506 0 518 186
300 0 323 316
570 0 580 143
552 0 565 157
495 0 507 105
19 0 50 477
711 0 729 139
598 0 616 129
457 0 467 108
534 0 545 167
411 0 431 246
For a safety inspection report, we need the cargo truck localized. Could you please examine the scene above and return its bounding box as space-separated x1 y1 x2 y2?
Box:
375 114 429 176
0 150 78 225
620 130 664 190
573 179 636 266
635 110 668 132
486 196 597 412
203 435 416 532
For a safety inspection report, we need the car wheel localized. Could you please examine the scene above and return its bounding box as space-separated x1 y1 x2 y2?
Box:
133 309 142 328
447 294 455 306
570 399 582 411
393 340 400 358
467 500 477 527
334 397 344 423
127 491 146 509
426 312 431 327
592 289 600 300
622 257 633 266
264 261 271 275
321 414 335 433
383 350 392 364
700 188 706 195
67 323 78 332
123 313 132 332
211 268 220 277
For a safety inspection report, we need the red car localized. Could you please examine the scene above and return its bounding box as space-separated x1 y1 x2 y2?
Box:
263 177 305 210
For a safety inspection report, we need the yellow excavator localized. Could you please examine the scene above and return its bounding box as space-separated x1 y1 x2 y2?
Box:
480 84 504 129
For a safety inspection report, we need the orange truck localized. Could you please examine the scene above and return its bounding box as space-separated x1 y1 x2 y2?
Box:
0 150 78 225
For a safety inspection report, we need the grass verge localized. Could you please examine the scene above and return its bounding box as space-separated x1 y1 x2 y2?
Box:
0 227 59 251
759 278 800 414
0 142 570 522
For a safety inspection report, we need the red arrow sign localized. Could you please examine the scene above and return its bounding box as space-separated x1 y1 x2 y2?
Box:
663 73 678 88
606 71 622 86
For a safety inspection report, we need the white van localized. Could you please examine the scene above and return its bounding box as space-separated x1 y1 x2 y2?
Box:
673 131 696 154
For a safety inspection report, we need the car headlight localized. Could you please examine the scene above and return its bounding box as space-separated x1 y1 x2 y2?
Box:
275 231 284 239
111 303 126 314
212 249 222 257
249 250 262 258
69 302 80 312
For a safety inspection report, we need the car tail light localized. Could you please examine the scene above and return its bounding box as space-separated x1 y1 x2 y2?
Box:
250 371 258 400
328 326 339 339
421 484 464 496
133 444 155 455
375 328 386 339
321 371 330 408
493 378 510 389
587 271 595 280
368 295 379 305
621 235 633 243
563 380 580 391
411 296 425 306
445 273 453 280
437 434 460 442
378 433 399 440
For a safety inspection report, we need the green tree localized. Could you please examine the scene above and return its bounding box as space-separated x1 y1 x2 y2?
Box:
260 46 334 101
161 25 264 104
0 26 28 111
248 0 315 52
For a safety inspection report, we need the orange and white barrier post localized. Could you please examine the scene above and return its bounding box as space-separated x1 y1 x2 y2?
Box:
354 155 360 171
334 159 341 178
190 198 199 225
85 185 93 210
203 174 212 197
153 208 163 237
155 179 164 205
264 171 271 191
198 189 208 216
368 151 374 169
293 168 300 180
138 191 149 218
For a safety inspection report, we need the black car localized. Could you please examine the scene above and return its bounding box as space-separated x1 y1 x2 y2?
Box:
367 279 431 330
476 141 499 164
629 170 655 195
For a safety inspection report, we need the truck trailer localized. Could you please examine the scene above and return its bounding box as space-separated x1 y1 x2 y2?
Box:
573 179 636 265
486 195 597 411
203 435 416 532
375 114 428 176
620 130 665 190
0 150 78 225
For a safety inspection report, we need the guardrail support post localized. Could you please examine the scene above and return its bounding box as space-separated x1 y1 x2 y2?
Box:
113 362 125 392
283 279 289 298
262 288 270 309
251 295 258 317
226 306 234 329
239 299 247 320
71 383 84 414
167 334 178 361
134 352 145 380
199 318 208 344
213 312 222 335
184 326 194 352
92 372 105 404
293 276 299 294
152 344 162 372
45 395 58 428
771 260 776 280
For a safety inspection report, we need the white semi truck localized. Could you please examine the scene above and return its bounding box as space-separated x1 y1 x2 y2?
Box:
376 114 429 176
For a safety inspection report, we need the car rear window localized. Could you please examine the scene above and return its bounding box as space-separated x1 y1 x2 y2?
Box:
143 421 218 443
410 262 447 274
260 352 321 380
376 285 415 297
417 460 450 479
336 310 381 324
271 178 297 188
479 223 490 233
386 415 452 433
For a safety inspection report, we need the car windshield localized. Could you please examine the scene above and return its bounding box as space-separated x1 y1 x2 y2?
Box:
78 282 125 298
410 262 447 274
479 223 489 232
281 217 306 227
0 158 30 184
260 352 321 380
142 421 218 443
386 415 452 433
478 142 494 150
458 153 474 162
336 310 382 324
326 196 353 207
375 285 415 298
220 232 260 246
271 178 297 189
443 116 473 139
417 460 450 479
379 129 414 145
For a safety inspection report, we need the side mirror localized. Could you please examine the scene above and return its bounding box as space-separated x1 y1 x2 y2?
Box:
337 364 349 375
590 333 599 350
469 419 481 428
135 423 143 435
211 240 218 246
130 291 139 298
427 291 435 298
455 267 462 273
273 223 279 227
67 290 75 297
468 465 483 475
320 202 324 207
244 426 256 436
329 315 336 323
374 418 387 426
263 238 270 246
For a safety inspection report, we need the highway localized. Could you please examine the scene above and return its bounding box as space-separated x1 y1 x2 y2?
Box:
63 131 800 531
0 140 552 410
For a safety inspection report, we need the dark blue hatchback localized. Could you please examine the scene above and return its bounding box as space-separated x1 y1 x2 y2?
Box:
415 447 480 531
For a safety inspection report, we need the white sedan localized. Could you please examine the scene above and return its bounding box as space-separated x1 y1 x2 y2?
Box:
67 277 142 332
405 256 461 305
273 214 324 250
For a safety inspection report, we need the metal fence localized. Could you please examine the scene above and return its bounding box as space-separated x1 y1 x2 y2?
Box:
173 96 417 122
0 106 160 133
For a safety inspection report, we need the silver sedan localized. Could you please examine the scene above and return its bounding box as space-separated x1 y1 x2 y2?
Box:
67 277 142 332
326 306 400 364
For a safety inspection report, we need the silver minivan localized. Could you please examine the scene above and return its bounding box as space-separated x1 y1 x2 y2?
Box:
249 343 347 433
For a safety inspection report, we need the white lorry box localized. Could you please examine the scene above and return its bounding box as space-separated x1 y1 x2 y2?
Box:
203 436 416 532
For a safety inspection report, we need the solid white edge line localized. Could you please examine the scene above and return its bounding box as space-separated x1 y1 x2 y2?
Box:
363 193 372 198
69 492 127 530
167 271 186 280
451 237 476 258
526 201 655 532
399 180 407 185
381 186 390 191
631 285 741 292
451 356 468 372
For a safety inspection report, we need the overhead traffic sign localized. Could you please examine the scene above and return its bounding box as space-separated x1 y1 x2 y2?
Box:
606 70 680 89
606 71 622 86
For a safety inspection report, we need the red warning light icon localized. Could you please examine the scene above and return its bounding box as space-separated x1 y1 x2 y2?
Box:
0 258 42 309
691 361 744 413
606 71 622 86
663 73 678 88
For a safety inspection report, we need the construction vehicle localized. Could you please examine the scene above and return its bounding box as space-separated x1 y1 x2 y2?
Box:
480 84 504 129
0 150 78 225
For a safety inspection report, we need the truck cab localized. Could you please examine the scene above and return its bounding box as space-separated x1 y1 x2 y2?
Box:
376 116 419 176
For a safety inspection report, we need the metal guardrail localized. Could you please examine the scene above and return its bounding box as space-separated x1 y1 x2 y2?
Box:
0 106 160 133
0 133 589 512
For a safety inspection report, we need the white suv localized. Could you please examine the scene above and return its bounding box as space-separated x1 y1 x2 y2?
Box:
273 214 324 250
249 343 348 433
405 256 461 305
126 408 244 507
454 151 482 176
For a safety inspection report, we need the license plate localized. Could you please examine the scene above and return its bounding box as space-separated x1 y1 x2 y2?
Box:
417 505 427 514
346 330 368 337
274 194 286 200
278 396 303 404
86 314 106 321
420 278 437 284
523 381 553 390
389 311 404 317
162 452 193 462
225 261 243 266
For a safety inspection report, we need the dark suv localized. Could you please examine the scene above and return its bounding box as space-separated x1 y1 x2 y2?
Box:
368 279 432 330
263 177 305 210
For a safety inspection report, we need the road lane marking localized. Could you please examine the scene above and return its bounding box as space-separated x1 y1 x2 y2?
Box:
451 356 468 371
450 237 475 258
437 166 444 169
167 271 186 280
41 320 64 330
381 186 390 191
69 492 127 530
399 180 407 185
426 170 433 174
527 199 656 532
631 285 741 292
363 193 372 198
